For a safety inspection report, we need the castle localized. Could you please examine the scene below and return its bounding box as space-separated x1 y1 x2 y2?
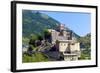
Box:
48 24 81 61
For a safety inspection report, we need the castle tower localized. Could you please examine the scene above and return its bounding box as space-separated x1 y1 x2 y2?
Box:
57 24 65 31
59 24 65 31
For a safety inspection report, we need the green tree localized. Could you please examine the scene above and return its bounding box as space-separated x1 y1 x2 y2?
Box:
22 37 29 45
78 33 91 60
44 29 51 40
37 34 43 41
29 34 38 46
22 52 49 63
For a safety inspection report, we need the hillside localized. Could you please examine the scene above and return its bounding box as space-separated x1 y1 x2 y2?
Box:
22 10 60 37
78 33 91 49
22 10 80 38
78 33 91 60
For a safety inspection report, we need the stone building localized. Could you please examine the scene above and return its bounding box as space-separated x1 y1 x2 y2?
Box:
48 24 72 44
57 40 80 61
48 24 81 61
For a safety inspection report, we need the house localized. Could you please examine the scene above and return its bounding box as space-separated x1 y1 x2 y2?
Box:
57 40 80 61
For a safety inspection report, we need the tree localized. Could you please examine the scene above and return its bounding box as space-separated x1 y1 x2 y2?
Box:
22 37 29 45
78 33 91 49
29 34 38 46
78 33 91 60
44 29 51 41
37 34 43 41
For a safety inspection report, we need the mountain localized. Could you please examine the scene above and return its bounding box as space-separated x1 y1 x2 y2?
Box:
22 10 80 38
22 10 60 37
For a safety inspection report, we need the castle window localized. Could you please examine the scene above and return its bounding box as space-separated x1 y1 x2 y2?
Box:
72 43 75 45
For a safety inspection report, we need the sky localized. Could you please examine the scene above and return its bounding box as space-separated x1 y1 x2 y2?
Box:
34 11 91 36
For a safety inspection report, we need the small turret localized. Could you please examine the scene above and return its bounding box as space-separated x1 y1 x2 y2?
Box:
57 24 65 31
